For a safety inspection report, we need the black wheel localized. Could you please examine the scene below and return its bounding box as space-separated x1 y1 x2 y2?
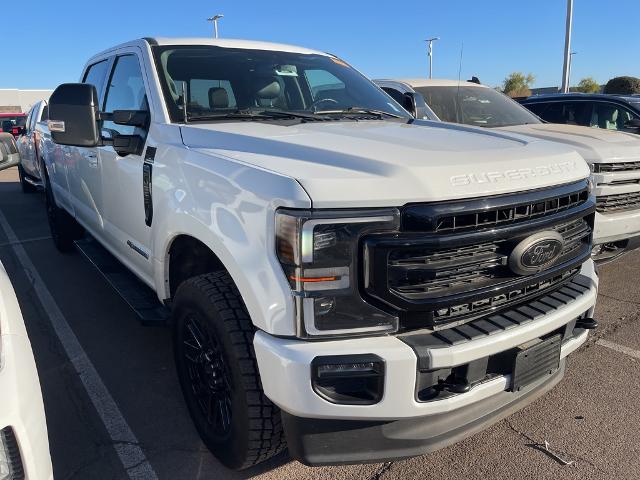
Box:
43 169 83 252
173 271 286 470
18 164 37 193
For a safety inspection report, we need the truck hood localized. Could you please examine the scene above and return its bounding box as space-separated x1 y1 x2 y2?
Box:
180 120 589 208
498 123 640 164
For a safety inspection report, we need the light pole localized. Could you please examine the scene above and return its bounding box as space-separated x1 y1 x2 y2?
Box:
561 0 573 93
568 51 577 90
207 14 224 38
425 37 440 79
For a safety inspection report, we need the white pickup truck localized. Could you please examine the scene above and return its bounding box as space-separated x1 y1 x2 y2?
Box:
375 78 640 262
44 38 599 469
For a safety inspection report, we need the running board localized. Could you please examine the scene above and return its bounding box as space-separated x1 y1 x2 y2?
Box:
75 238 171 326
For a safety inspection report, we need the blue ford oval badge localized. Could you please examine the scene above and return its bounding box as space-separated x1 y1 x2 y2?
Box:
509 231 564 275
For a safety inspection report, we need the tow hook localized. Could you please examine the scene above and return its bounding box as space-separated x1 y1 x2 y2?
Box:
575 317 598 330
439 377 471 394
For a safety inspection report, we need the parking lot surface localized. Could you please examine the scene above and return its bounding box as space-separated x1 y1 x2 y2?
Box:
0 166 639 480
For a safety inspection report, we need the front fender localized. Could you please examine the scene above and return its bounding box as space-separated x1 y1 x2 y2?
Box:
151 146 311 336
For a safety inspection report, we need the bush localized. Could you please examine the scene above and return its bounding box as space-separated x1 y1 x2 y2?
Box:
574 77 601 94
604 76 640 95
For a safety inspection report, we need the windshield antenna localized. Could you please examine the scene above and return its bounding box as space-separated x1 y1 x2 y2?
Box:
456 41 464 123
181 81 189 123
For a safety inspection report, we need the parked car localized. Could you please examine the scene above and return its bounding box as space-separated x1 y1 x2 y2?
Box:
519 93 640 134
16 100 48 192
0 256 53 479
0 133 21 172
0 113 26 138
376 78 640 262
46 37 598 469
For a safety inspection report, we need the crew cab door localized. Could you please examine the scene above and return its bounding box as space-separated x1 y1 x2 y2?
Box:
17 104 37 175
64 59 112 235
97 51 153 282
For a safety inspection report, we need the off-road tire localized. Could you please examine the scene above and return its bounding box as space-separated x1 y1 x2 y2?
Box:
18 164 37 193
44 169 84 252
173 271 286 470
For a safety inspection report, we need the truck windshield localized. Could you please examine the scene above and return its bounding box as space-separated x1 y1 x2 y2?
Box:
152 45 410 123
414 86 541 128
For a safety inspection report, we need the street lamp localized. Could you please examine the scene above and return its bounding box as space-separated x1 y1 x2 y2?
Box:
568 51 577 90
561 0 573 93
207 14 224 39
425 37 440 79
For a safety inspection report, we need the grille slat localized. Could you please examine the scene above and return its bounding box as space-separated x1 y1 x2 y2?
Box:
597 191 640 213
595 161 640 173
432 189 588 233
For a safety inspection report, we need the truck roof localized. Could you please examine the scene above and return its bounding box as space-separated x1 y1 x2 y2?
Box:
91 37 329 60
386 79 489 88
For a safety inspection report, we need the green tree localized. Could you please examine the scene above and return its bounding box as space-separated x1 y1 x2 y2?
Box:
502 72 535 98
573 77 601 93
604 76 640 94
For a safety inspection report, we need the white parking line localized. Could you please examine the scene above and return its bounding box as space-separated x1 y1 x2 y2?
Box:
0 209 158 480
596 339 640 360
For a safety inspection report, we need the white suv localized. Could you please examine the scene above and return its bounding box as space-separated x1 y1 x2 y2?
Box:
45 38 598 469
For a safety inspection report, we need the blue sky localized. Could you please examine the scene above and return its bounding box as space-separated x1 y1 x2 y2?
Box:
4 0 639 90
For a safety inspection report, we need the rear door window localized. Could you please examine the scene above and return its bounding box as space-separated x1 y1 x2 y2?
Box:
590 102 637 130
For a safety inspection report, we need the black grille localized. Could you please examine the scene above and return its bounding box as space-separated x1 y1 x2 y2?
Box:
363 180 595 331
597 192 640 213
386 218 590 299
594 161 640 173
0 427 24 480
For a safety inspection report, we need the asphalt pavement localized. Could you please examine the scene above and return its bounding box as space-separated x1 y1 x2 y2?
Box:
1 167 639 480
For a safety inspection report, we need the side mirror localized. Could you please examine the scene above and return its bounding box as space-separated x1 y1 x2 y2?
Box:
0 133 21 172
402 92 417 117
48 83 101 147
48 83 148 156
624 118 640 131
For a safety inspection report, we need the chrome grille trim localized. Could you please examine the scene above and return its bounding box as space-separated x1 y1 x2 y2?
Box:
594 161 640 173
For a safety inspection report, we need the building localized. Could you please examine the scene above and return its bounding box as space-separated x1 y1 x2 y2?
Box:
0 89 53 113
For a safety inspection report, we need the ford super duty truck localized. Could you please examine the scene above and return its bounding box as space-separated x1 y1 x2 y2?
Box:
44 38 598 469
375 78 640 262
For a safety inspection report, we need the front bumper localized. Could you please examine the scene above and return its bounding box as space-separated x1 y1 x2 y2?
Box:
593 209 640 245
254 261 597 465
0 334 53 480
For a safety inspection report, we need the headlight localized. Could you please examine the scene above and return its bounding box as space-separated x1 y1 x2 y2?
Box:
276 208 400 338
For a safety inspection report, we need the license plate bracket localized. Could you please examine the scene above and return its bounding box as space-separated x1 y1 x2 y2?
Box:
511 334 561 392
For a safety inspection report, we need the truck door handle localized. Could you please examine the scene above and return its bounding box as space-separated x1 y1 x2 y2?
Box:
86 153 98 168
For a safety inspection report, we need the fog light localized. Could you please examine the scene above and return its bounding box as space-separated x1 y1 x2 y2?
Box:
311 355 384 405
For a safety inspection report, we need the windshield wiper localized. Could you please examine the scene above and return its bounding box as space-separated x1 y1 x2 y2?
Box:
314 107 404 119
186 108 328 123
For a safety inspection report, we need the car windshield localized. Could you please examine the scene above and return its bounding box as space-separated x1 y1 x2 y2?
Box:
414 85 541 128
152 45 410 123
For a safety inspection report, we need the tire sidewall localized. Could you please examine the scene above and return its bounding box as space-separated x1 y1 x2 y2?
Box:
173 281 252 469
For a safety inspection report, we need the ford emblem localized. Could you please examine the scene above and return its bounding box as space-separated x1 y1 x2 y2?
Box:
509 231 564 275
